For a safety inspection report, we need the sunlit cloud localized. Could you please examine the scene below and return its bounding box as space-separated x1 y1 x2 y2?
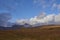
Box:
16 12 60 26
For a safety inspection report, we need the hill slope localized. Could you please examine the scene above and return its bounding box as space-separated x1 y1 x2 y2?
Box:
0 25 60 40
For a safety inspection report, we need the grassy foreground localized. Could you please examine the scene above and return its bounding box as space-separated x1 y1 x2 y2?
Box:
0 25 60 40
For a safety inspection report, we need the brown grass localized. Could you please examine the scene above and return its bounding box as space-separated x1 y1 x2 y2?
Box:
0 25 60 40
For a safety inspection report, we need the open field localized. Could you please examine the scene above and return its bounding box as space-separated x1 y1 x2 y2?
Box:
0 25 60 40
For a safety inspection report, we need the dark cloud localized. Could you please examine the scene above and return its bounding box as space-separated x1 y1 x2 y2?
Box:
0 13 12 27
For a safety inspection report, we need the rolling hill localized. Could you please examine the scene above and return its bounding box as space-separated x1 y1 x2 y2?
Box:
0 25 60 40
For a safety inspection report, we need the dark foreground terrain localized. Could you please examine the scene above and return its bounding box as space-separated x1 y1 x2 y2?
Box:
0 25 60 40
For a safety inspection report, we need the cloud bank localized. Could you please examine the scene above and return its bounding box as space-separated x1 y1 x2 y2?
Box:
16 12 60 26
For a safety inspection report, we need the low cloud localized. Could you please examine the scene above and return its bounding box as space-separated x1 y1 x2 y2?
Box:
16 12 60 26
16 19 28 25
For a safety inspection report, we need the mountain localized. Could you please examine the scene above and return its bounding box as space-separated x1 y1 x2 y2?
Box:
0 22 60 30
0 23 32 30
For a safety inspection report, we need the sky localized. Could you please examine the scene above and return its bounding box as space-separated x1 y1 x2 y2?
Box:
0 0 60 26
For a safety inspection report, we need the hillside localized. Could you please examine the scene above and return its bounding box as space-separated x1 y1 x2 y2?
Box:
0 25 60 40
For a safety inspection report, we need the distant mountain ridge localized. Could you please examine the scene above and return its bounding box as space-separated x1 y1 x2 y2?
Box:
0 23 60 30
0 23 32 30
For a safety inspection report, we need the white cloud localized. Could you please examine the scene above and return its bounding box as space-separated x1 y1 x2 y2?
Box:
53 3 57 8
33 0 60 11
33 0 56 8
16 19 29 25
55 14 60 22
51 3 60 13
16 12 60 26
29 14 55 24
33 0 60 13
